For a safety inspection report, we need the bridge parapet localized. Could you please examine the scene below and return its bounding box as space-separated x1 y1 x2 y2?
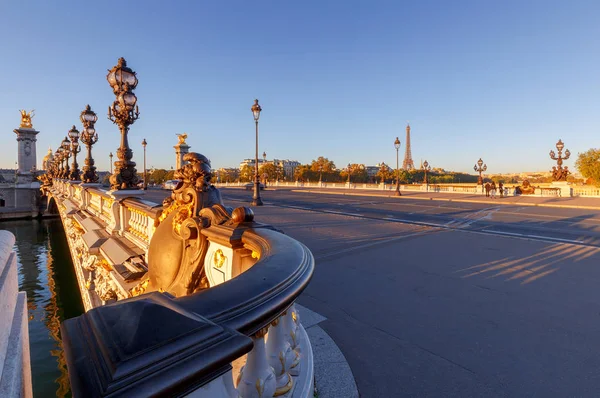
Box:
42 152 315 397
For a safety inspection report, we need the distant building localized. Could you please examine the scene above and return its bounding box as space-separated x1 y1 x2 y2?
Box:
240 158 300 180
365 166 379 178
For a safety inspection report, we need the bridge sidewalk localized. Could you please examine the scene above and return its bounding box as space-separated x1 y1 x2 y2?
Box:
289 188 600 210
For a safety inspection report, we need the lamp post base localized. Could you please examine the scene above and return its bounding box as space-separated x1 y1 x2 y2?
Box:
395 190 401 196
251 198 263 206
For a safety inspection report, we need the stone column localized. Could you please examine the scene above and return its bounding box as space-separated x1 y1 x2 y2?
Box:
174 134 191 170
14 127 39 183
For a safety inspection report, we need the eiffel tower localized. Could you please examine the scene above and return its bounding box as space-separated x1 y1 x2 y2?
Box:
402 124 415 170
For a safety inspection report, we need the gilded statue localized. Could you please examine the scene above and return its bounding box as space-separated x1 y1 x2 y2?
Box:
176 133 188 145
19 109 35 128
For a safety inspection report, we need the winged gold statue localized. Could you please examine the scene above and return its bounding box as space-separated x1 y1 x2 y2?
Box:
176 133 188 144
19 109 35 128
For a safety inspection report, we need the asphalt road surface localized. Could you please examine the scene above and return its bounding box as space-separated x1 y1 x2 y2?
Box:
146 187 600 397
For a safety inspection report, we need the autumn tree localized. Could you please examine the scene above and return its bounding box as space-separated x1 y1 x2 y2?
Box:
239 164 254 182
259 163 283 182
376 163 394 183
575 148 600 186
150 169 169 185
340 164 369 183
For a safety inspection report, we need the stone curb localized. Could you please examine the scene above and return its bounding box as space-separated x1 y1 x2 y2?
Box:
292 189 600 211
296 304 359 398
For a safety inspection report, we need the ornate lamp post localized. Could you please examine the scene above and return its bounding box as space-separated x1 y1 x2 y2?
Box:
61 137 71 179
251 99 263 206
473 158 487 186
142 138 147 189
107 57 140 190
549 139 571 181
52 145 62 178
109 152 113 173
347 163 351 185
68 126 81 181
394 137 401 196
319 164 323 183
80 105 99 183
54 146 60 179
423 160 431 185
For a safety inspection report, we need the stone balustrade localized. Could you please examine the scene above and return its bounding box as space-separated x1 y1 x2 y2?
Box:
42 156 315 397
0 230 32 397
215 180 596 198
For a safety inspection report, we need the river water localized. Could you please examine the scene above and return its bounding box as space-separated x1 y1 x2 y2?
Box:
2 218 83 397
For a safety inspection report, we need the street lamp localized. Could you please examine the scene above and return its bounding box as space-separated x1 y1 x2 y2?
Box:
80 105 99 183
107 57 140 190
394 137 401 196
473 158 487 186
142 139 147 189
423 160 431 185
347 163 351 185
549 139 571 181
319 164 323 183
61 137 71 179
251 99 263 206
68 126 81 181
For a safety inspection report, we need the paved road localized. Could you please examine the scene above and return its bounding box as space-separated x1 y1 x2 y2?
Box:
146 187 600 396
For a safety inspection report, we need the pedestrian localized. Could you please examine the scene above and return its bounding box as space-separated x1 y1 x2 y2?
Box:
490 182 497 199
485 182 491 197
498 182 504 198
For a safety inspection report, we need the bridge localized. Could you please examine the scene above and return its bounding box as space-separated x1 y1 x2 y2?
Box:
35 152 316 397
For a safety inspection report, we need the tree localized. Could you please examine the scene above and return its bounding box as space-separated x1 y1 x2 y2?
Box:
293 164 314 182
239 165 254 182
376 163 394 183
575 148 600 186
150 169 169 185
259 163 280 182
340 164 369 183
310 157 336 173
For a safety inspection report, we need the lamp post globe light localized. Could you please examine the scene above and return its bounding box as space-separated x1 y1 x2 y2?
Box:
80 105 99 183
473 158 487 186
61 137 71 179
423 160 431 185
107 57 140 190
142 138 147 189
251 99 263 206
109 152 113 174
394 137 401 196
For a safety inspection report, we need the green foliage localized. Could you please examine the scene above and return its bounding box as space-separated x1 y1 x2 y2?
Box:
575 148 600 186
310 157 336 173
150 169 169 185
239 165 254 182
376 164 394 183
259 163 282 182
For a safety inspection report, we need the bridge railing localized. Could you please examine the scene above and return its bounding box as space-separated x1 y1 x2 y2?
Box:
47 178 315 397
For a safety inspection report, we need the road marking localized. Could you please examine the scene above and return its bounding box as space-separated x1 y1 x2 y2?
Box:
383 217 444 228
324 210 364 217
481 230 584 244
286 205 312 211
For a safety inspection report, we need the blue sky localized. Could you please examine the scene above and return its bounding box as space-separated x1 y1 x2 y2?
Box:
1 0 598 174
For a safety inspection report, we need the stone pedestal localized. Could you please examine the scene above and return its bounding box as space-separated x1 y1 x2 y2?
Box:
551 181 572 197
13 128 39 177
174 142 191 170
